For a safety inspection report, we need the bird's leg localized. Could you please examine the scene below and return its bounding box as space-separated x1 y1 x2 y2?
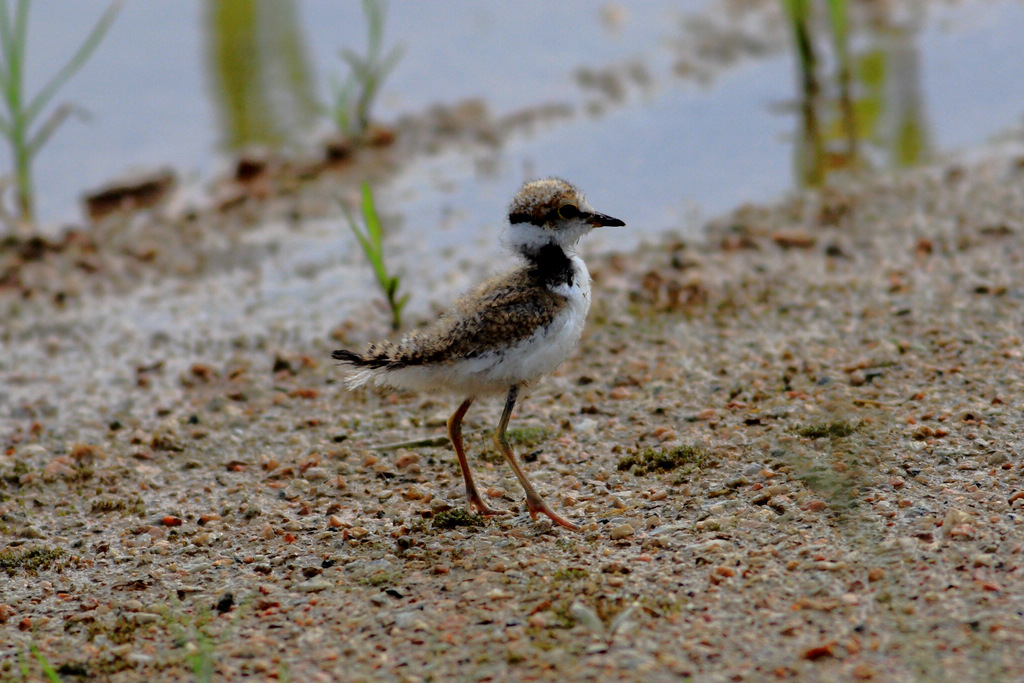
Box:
447 397 507 517
494 385 579 530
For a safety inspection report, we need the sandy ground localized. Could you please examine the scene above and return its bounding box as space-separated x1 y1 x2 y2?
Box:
3 149 1024 681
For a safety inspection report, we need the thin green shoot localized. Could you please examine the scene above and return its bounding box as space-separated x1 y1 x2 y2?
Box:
330 0 403 140
30 644 62 683
825 0 848 67
342 182 408 331
780 0 818 97
0 0 122 228
165 601 216 682
188 629 215 683
825 0 857 152
328 72 358 139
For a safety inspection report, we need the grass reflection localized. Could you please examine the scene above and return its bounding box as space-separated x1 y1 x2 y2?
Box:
783 1 930 187
206 0 318 151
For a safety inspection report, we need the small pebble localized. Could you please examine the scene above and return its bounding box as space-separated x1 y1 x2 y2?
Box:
296 579 332 593
130 612 160 624
303 467 330 482
610 523 634 540
569 601 604 633
395 451 420 468
404 486 427 500
653 427 676 442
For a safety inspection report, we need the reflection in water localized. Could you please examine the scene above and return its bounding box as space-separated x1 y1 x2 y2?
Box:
883 24 928 169
786 3 930 187
206 0 319 151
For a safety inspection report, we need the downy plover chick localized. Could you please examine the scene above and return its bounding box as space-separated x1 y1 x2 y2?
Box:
333 178 624 530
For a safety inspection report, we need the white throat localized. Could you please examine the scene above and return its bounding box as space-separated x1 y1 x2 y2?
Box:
503 218 593 256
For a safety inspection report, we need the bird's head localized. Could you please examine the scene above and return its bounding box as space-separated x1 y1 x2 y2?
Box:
506 177 624 256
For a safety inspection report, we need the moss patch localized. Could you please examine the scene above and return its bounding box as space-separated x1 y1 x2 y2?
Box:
552 567 589 582
795 420 858 439
0 546 67 575
90 496 146 516
617 445 710 476
432 509 487 530
1 459 30 487
507 426 552 448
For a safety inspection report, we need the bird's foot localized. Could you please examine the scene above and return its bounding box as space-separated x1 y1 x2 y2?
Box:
525 492 580 531
467 493 511 518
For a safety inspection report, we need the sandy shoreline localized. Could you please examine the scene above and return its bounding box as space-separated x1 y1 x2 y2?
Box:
3 150 1024 680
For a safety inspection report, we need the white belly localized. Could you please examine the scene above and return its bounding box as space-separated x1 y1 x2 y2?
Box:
457 256 591 394
374 256 592 397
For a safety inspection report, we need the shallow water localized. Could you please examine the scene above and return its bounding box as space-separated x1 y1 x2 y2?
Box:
17 0 1024 234
5 1 1024 431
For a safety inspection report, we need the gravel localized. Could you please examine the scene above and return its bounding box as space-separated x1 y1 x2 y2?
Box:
3 151 1024 680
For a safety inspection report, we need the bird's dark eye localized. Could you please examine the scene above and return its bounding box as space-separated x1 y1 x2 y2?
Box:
558 204 580 220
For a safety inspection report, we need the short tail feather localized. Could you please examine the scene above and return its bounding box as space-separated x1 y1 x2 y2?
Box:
332 343 404 389
331 344 397 369
331 349 371 366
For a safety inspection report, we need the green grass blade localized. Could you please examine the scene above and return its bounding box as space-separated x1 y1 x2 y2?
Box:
30 644 62 683
364 0 384 58
332 0 400 141
17 650 30 678
23 0 121 128
367 248 388 287
0 1 12 55
11 0 27 69
340 185 406 330
344 200 387 286
378 45 404 81
342 202 373 257
1 0 26 116
339 49 372 82
0 0 12 85
780 0 803 24
328 73 357 134
26 101 72 156
827 0 849 71
827 0 848 45
353 229 374 265
360 181 383 255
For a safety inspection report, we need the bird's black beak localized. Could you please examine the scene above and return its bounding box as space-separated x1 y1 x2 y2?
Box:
588 212 625 228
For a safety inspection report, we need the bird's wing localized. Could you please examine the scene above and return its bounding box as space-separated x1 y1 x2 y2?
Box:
390 275 566 367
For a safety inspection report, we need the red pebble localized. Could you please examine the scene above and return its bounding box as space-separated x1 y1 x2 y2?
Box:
802 642 836 660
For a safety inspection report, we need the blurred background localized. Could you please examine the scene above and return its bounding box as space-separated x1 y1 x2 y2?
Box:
3 0 1024 439
10 0 1024 232
2 0 1024 338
